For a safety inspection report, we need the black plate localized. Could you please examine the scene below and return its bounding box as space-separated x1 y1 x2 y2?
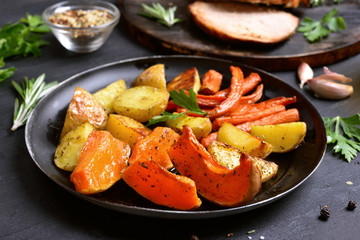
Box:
25 56 326 219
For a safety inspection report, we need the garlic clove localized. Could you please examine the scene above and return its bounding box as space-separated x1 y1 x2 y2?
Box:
307 78 354 100
322 67 352 83
298 62 314 89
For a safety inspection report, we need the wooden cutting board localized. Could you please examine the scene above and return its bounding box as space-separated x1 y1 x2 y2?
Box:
118 0 360 71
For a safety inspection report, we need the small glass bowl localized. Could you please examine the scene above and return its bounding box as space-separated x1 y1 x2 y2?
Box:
43 0 120 53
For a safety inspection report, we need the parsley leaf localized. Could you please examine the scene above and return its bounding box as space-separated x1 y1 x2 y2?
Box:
0 57 16 83
0 13 50 59
298 9 346 42
146 88 206 126
323 114 360 162
146 111 186 126
170 88 206 116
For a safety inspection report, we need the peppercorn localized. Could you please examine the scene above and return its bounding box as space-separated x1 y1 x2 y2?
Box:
319 205 330 220
347 200 357 210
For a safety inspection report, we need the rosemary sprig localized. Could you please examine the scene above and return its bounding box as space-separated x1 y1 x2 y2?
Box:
11 74 58 131
138 3 182 28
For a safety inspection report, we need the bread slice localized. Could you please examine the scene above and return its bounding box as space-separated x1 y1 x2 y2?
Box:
188 1 299 44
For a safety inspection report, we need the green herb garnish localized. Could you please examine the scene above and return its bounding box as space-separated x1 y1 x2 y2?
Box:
323 114 360 162
0 57 16 83
298 8 346 42
138 3 182 28
146 111 186 126
170 88 206 116
146 88 206 126
0 13 50 59
310 0 342 7
11 74 58 131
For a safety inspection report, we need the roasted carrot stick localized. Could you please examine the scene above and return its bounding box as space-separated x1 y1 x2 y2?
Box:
128 127 179 170
228 96 297 116
199 69 223 95
214 72 262 98
237 84 264 105
236 108 300 132
212 105 286 131
207 66 244 119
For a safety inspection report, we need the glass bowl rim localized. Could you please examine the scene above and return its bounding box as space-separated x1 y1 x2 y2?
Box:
42 0 120 31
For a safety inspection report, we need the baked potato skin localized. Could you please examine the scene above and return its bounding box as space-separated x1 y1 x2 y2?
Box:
251 122 307 153
166 114 212 140
106 114 151 148
217 122 273 158
131 64 167 90
93 79 126 114
54 123 95 171
60 87 108 139
113 86 169 123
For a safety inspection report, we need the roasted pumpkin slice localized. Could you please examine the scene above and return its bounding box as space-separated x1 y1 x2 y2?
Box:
70 130 131 194
167 67 201 93
60 87 107 139
168 126 262 207
207 141 278 183
129 127 180 170
122 159 202 210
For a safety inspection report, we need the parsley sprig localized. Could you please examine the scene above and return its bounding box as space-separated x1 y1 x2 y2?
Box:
298 8 346 42
0 57 16 83
11 74 58 131
138 3 182 28
0 13 50 59
323 114 360 162
146 88 206 126
0 14 50 82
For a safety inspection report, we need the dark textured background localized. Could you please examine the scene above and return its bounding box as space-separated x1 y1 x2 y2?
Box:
0 0 359 239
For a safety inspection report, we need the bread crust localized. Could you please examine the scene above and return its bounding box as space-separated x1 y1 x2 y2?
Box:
188 1 299 44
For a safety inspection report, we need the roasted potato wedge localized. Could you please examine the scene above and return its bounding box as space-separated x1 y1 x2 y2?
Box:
60 87 107 139
166 113 212 140
251 122 307 153
113 86 169 123
54 123 95 171
207 141 278 183
131 64 167 90
253 156 279 183
93 79 126 114
106 114 151 148
167 67 201 93
217 122 273 158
